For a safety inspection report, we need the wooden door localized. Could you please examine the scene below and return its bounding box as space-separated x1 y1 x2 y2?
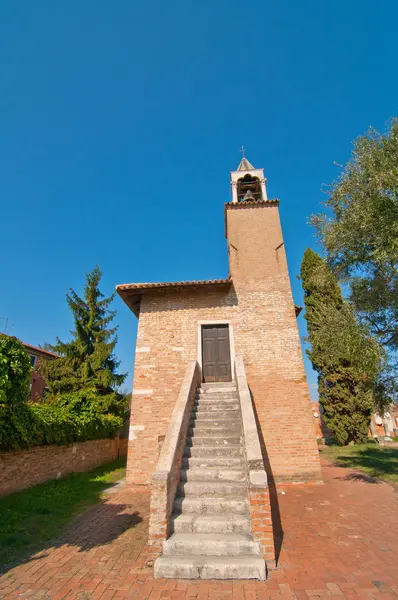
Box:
202 325 232 382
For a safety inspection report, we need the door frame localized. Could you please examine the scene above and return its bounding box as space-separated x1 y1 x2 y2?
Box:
197 320 235 381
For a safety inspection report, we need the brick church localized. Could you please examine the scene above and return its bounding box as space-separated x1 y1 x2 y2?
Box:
117 156 321 580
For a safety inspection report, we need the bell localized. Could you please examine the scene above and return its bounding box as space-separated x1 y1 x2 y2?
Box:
243 189 255 201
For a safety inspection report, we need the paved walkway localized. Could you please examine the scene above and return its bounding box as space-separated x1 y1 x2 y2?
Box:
0 459 397 600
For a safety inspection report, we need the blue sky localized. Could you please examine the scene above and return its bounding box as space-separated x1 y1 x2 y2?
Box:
1 1 397 399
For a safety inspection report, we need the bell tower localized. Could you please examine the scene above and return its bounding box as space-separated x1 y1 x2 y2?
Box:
225 153 322 484
230 153 268 203
227 154 284 286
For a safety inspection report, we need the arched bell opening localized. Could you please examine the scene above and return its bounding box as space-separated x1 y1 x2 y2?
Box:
237 174 262 202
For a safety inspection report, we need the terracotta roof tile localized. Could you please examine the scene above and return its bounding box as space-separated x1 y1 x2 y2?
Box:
116 277 232 292
117 278 301 319
22 342 59 359
116 278 232 316
225 198 279 207
0 334 59 359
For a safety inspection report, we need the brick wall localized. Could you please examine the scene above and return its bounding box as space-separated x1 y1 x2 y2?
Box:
30 369 47 401
127 288 237 485
126 201 322 485
312 401 334 441
249 487 276 567
0 438 127 497
226 202 321 483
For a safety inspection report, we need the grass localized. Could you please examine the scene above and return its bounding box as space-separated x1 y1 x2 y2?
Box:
320 442 398 485
0 456 126 569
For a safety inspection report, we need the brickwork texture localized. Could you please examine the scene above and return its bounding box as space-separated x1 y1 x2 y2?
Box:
0 437 127 496
249 487 276 567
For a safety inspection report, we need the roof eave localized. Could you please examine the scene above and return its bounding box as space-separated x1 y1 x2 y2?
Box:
116 278 232 317
295 305 303 317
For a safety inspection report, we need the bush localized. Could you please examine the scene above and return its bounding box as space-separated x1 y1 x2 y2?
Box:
0 335 30 405
0 401 122 452
0 338 123 451
31 403 123 447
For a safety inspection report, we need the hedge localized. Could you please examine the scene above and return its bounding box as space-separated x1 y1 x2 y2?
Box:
0 402 123 452
0 336 124 452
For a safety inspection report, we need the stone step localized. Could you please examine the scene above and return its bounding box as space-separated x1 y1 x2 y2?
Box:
192 410 240 419
200 386 237 394
200 382 236 390
184 445 243 458
186 435 242 447
180 467 246 483
190 414 241 425
194 396 238 404
163 533 261 557
197 396 238 403
154 555 266 580
181 456 244 469
192 404 240 413
177 480 247 497
174 495 249 515
192 411 240 420
195 388 238 398
194 404 239 411
171 513 251 534
188 425 242 436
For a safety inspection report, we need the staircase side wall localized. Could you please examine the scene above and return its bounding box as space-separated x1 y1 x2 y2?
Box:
149 360 201 546
235 356 276 567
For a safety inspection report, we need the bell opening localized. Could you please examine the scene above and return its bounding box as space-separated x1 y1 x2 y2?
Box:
237 174 262 202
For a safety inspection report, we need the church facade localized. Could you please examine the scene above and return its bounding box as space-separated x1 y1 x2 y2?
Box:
117 156 321 488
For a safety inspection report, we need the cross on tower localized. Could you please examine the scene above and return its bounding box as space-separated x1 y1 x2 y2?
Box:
240 145 246 158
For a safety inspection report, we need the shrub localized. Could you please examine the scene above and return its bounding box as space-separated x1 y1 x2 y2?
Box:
0 401 122 452
0 336 123 452
30 403 123 447
0 335 30 405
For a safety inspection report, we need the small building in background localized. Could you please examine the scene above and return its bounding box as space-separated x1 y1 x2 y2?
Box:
312 400 398 442
312 402 334 442
370 407 398 439
22 342 58 401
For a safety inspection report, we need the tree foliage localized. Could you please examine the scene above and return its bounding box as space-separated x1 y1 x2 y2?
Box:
300 249 382 444
311 119 398 351
0 399 122 452
0 335 30 405
0 337 122 451
40 267 128 416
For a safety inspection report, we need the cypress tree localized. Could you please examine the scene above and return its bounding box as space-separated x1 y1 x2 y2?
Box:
300 249 381 444
40 267 127 416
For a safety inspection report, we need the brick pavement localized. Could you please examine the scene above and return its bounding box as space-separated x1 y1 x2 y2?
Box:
0 458 397 599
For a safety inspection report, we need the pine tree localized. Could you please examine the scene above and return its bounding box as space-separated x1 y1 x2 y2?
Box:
40 267 127 416
300 249 381 444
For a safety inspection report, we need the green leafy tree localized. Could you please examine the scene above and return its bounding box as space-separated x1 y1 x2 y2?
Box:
0 334 123 451
300 249 382 444
0 335 30 405
40 267 127 416
0 335 40 449
311 119 398 351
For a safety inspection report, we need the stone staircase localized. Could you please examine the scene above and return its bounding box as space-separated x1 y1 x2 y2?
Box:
154 381 266 580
